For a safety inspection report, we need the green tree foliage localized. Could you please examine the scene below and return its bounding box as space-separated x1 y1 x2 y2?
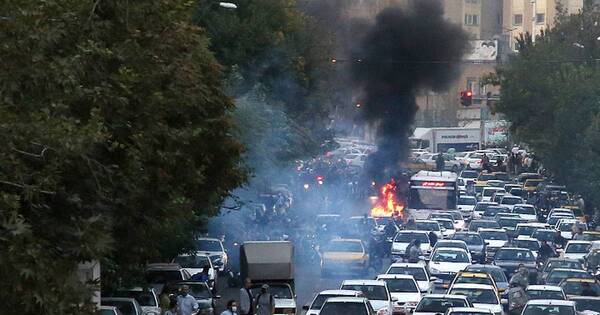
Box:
0 0 245 313
490 1 600 207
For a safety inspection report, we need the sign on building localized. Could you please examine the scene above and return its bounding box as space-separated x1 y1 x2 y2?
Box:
465 40 498 61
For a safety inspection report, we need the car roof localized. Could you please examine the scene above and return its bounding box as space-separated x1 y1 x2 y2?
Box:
101 297 138 303
437 240 468 245
566 240 592 245
389 263 427 268
514 204 534 207
342 279 386 286
496 247 532 252
449 284 496 290
526 285 563 291
397 230 429 235
547 258 581 263
569 296 600 301
457 272 491 278
467 264 503 271
477 202 498 205
562 278 596 283
472 219 496 223
325 297 369 303
478 228 506 233
318 289 363 296
434 248 469 253
377 274 416 280
196 237 222 242
525 300 575 306
550 268 587 273
434 218 453 222
447 308 493 314
146 263 182 270
421 294 469 299
415 220 440 223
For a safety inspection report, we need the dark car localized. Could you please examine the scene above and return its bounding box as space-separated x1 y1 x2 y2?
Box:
493 247 537 277
451 232 486 263
569 296 600 313
541 259 584 279
101 298 143 315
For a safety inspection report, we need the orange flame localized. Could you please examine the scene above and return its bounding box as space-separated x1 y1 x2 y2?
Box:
370 179 404 217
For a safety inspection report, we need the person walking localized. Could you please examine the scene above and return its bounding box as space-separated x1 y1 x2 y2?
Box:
177 285 199 315
221 300 239 315
436 153 445 172
408 239 423 263
428 231 438 247
239 278 254 315
255 284 275 315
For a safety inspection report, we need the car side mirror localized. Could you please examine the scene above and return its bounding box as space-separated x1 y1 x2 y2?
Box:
430 276 438 282
302 305 310 310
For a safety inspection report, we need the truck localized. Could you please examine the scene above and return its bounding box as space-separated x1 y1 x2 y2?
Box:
411 127 480 153
240 241 297 315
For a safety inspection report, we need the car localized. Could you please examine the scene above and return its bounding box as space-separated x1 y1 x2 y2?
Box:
480 188 504 203
473 202 498 220
346 216 379 238
340 280 394 315
458 170 479 186
498 217 528 236
444 211 467 231
415 220 444 239
492 247 537 277
583 231 600 242
513 237 541 259
162 281 219 315
457 196 477 220
525 285 566 301
429 213 454 222
448 272 499 293
444 307 493 315
433 240 470 254
515 223 550 238
559 278 600 297
319 297 376 315
491 193 506 204
508 187 525 198
303 290 364 315
499 196 523 210
464 265 509 294
376 274 422 314
523 179 545 194
144 263 191 294
532 229 560 245
544 268 591 286
101 297 144 315
562 241 592 260
250 282 296 315
556 220 587 239
447 284 503 315
344 153 368 167
486 180 505 188
392 231 431 260
421 153 463 172
469 220 501 233
547 208 575 218
99 306 124 315
541 259 584 279
478 229 508 256
512 204 537 221
320 238 369 276
434 218 456 238
569 296 600 314
547 214 575 227
413 294 472 315
475 172 496 186
493 213 521 221
387 263 436 294
481 206 510 220
103 288 161 315
515 173 543 185
504 184 521 193
195 237 228 273
451 232 486 264
521 300 576 315
428 248 472 290
172 253 217 290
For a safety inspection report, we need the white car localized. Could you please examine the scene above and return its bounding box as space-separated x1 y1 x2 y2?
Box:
562 240 592 260
340 280 394 315
499 196 523 211
433 240 470 254
447 284 503 315
473 202 498 219
512 204 537 221
377 274 422 314
415 220 443 239
478 228 509 251
513 236 541 259
319 297 375 315
255 283 296 315
434 218 456 238
458 170 479 187
392 231 431 259
386 263 436 293
428 248 471 275
196 237 228 273
445 307 493 315
457 196 477 219
172 253 217 289
413 294 471 315
481 188 504 203
521 300 577 315
525 285 567 301
548 208 575 218
344 153 367 168
556 219 586 239
303 290 364 315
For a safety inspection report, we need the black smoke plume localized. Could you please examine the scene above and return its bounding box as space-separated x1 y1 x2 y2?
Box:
352 0 469 180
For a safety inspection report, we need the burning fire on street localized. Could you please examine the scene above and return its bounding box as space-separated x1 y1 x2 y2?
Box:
370 179 404 217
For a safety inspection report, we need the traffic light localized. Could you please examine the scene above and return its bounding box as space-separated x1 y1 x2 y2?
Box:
460 90 473 106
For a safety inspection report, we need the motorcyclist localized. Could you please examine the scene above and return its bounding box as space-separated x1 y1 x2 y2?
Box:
538 240 556 263
509 265 530 288
408 239 423 263
507 282 528 315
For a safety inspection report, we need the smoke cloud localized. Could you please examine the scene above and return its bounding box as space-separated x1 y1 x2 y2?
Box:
352 0 469 180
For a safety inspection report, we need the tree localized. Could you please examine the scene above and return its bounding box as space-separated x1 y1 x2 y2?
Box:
489 1 600 210
0 0 245 313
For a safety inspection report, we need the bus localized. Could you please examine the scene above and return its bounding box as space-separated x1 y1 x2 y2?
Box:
407 171 458 219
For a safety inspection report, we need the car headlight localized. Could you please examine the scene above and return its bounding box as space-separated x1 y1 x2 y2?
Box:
377 307 390 315
404 301 418 308
429 267 440 274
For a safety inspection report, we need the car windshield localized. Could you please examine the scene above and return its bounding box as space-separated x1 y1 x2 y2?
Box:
495 249 534 261
449 288 498 304
145 270 182 284
498 219 523 228
100 310 116 315
436 220 454 229
494 173 509 181
387 267 428 281
545 261 583 272
461 171 478 179
565 243 591 253
479 174 495 181
514 240 540 251
266 284 293 299
583 233 600 241
381 279 419 293
501 197 521 205
173 255 211 269
450 312 490 315
466 267 507 283
432 251 470 263
514 206 535 215
456 276 493 286
524 180 542 187
559 223 585 231
484 207 510 216
416 222 440 231
340 285 387 301
415 298 468 312
474 203 496 212
311 295 343 310
196 240 222 252
320 302 368 315
459 197 477 205
395 233 428 243
526 290 564 300
324 241 363 252
471 221 500 230
548 270 588 281
574 298 600 312
533 230 555 242
453 234 484 246
561 282 600 296
480 231 508 241
522 305 575 315
483 189 500 197
430 213 453 220
102 300 137 315
112 290 156 307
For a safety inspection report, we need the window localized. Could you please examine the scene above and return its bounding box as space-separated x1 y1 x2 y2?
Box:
464 14 479 26
465 0 479 3
536 13 545 24
513 14 523 26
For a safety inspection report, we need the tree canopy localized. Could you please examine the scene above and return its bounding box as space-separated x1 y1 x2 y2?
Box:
0 0 245 313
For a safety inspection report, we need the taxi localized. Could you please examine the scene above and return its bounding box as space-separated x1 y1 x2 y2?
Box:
475 172 495 187
320 238 369 277
523 178 544 193
585 231 600 242
559 278 600 297
448 271 500 294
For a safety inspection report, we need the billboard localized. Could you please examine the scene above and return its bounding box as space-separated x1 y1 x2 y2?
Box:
465 40 498 61
484 120 508 144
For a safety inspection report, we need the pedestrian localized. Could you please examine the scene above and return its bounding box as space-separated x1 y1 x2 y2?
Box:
191 266 211 283
164 299 177 315
239 278 254 315
436 153 445 172
482 154 490 172
221 300 239 315
573 228 585 240
507 282 528 315
176 285 199 315
408 239 423 263
428 231 438 247
255 284 275 315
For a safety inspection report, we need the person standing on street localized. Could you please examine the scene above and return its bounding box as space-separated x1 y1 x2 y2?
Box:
177 285 199 315
436 153 445 172
256 284 275 315
239 278 254 315
221 300 239 315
